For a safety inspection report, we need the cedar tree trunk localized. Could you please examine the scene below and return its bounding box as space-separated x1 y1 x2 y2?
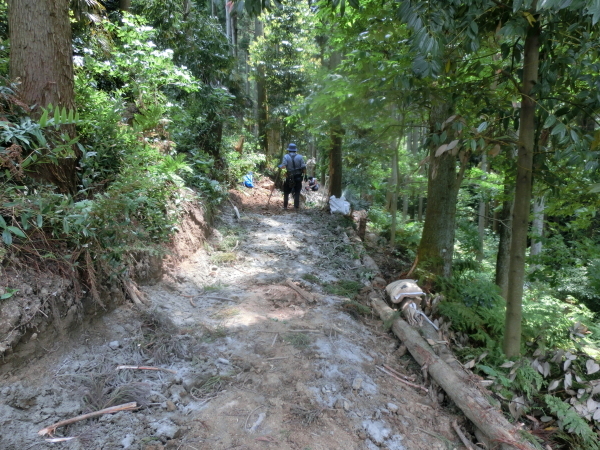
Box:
255 19 268 157
8 0 78 193
417 101 464 278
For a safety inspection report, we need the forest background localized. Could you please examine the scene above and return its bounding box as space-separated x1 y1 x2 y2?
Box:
3 0 600 448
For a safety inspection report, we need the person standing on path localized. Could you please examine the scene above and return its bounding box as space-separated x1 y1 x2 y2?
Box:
278 143 306 211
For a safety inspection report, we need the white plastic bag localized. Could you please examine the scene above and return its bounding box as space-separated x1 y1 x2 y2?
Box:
329 195 351 215
385 279 425 304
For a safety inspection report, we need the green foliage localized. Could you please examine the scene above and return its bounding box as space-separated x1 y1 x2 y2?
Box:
283 332 311 349
544 395 600 450
440 270 504 309
521 291 597 349
341 299 371 318
323 280 362 297
224 148 266 186
302 273 320 284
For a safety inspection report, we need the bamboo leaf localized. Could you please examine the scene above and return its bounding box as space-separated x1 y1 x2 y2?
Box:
39 108 49 127
2 229 12 245
7 226 25 238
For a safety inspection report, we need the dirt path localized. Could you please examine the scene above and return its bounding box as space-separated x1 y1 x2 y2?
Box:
0 187 462 450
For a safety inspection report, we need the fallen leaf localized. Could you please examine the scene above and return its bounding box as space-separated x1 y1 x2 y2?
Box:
586 359 600 375
464 359 476 369
565 372 573 389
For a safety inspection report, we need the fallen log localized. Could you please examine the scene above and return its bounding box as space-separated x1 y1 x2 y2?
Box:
370 296 537 450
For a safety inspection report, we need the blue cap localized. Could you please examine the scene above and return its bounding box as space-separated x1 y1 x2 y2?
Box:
287 143 297 152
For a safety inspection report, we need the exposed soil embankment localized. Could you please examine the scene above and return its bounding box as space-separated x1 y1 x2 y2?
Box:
0 200 209 374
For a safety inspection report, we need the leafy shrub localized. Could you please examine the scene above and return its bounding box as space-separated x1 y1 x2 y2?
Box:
224 147 266 186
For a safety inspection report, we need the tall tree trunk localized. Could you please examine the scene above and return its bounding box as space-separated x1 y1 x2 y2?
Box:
417 101 463 278
119 0 131 11
495 181 514 300
530 195 545 258
477 154 488 262
328 117 343 198
8 0 78 194
389 142 399 246
255 19 268 156
328 51 343 199
503 20 540 357
402 190 409 222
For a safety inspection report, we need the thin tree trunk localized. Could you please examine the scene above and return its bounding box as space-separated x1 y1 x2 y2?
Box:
389 142 399 246
418 194 423 222
328 117 343 198
503 19 540 357
477 154 488 262
495 181 514 300
530 195 545 258
119 0 131 11
225 0 231 45
328 51 343 199
402 191 409 222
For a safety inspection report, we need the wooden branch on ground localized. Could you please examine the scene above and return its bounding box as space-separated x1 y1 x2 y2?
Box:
370 296 537 450
383 364 416 382
124 280 150 307
229 199 240 220
285 279 316 303
376 365 428 393
116 365 177 374
38 402 138 436
452 420 485 450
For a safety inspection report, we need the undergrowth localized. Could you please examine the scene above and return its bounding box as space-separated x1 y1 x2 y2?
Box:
323 280 362 297
435 268 600 449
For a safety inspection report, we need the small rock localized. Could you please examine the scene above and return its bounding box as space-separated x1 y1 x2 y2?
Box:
335 398 344 409
150 418 180 440
343 400 352 411
395 344 408 357
387 403 399 413
121 434 135 448
357 430 367 440
169 384 187 401
372 277 387 288
352 377 363 390
108 341 120 350
166 400 177 412
216 357 230 365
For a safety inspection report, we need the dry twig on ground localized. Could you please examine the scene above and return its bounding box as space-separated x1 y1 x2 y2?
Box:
38 402 138 436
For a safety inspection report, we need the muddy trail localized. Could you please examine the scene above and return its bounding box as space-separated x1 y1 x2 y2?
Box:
1 185 463 450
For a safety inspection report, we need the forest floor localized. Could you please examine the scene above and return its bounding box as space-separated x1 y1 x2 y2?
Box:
1 180 467 450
